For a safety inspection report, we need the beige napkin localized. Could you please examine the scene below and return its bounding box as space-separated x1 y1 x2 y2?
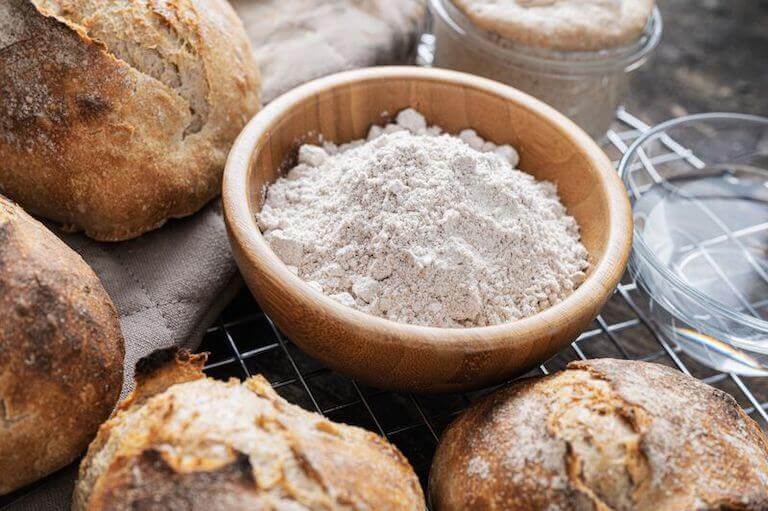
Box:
233 0 426 102
2 1 425 509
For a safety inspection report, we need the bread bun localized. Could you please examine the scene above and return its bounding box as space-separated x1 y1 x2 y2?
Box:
73 349 426 510
0 195 124 495
0 0 261 241
429 358 768 511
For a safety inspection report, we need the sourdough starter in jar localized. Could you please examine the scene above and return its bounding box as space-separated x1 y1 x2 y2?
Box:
431 0 661 139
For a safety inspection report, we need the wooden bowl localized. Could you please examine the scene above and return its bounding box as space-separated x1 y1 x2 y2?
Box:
223 67 632 393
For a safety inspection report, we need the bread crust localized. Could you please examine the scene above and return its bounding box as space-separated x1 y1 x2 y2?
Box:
73 349 426 510
0 0 261 241
429 358 768 511
0 194 124 495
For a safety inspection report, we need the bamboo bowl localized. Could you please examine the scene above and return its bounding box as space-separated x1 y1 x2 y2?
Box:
223 67 632 393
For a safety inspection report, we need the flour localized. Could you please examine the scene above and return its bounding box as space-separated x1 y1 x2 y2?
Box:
466 456 491 479
257 109 589 328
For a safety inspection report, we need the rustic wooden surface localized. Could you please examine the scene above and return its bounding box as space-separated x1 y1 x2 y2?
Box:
628 0 768 121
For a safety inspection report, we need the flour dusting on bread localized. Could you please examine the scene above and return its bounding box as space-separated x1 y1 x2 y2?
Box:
73 348 426 510
430 359 768 511
0 0 261 241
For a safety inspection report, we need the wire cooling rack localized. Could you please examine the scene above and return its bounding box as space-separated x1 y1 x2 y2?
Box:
1 110 765 511
198 109 768 496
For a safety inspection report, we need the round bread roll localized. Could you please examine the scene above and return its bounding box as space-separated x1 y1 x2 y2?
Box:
430 358 768 511
73 349 426 510
0 0 261 241
0 195 124 495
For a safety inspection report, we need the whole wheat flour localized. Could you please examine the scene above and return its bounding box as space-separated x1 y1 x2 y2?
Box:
257 109 589 328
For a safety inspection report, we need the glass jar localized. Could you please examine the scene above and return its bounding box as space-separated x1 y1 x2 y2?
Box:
430 0 662 139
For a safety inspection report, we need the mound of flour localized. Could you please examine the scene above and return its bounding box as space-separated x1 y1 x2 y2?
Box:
257 109 589 328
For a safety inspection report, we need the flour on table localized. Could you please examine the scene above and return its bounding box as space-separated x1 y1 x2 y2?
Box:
257 109 589 328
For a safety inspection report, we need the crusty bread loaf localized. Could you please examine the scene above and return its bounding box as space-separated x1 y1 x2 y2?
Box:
0 0 261 241
0 195 124 495
430 358 768 511
73 349 426 510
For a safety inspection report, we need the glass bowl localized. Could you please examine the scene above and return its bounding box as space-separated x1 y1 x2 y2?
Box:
620 113 768 375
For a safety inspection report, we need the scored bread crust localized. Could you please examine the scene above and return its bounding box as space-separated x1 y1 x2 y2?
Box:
0 195 124 495
0 0 261 241
73 349 427 511
429 358 768 511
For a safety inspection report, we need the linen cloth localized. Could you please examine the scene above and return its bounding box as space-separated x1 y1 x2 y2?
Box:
4 1 425 508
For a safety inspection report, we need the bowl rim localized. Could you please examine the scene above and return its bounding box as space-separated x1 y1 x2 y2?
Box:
223 66 632 351
619 111 768 332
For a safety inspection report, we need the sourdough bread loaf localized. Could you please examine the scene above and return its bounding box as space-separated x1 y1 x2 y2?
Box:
0 0 261 241
429 358 768 511
0 195 124 495
73 349 426 510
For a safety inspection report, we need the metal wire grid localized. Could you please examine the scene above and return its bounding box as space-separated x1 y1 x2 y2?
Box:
2 110 765 510
197 109 768 498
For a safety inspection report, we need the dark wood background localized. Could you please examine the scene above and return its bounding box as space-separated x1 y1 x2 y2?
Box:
629 0 768 121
